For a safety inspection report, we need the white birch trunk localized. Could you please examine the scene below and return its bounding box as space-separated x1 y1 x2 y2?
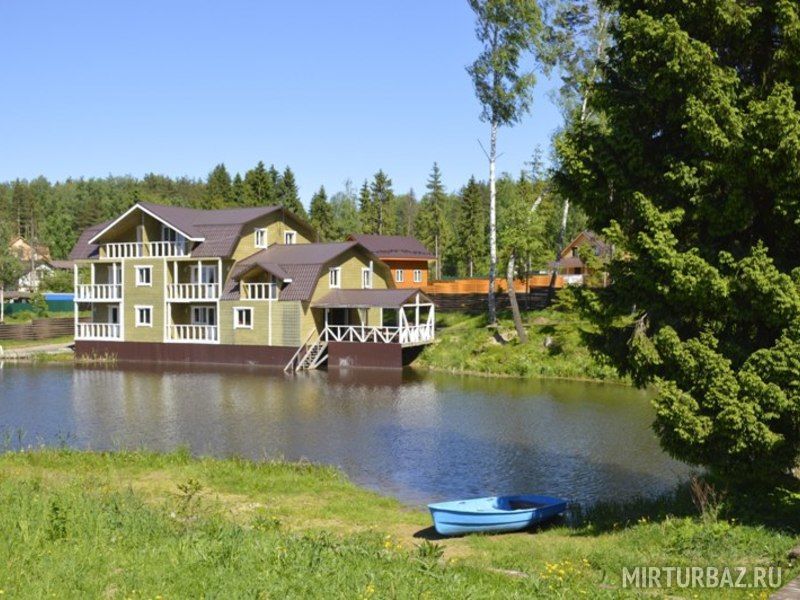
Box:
487 120 498 325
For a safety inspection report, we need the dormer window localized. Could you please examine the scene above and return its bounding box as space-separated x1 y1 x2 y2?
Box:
329 267 341 289
255 228 268 248
284 230 296 245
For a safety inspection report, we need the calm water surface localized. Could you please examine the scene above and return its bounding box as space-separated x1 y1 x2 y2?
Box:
0 363 693 506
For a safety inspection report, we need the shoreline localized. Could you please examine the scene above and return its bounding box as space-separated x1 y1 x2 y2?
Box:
0 448 794 597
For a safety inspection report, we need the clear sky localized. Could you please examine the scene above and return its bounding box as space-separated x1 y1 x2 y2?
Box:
0 0 563 206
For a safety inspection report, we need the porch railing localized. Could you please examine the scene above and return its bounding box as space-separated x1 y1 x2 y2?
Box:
321 324 434 346
167 324 218 343
166 283 220 301
75 283 121 301
242 282 278 300
75 322 121 340
102 241 189 259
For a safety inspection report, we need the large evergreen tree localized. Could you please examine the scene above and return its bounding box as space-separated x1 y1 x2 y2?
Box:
244 161 275 206
415 163 452 279
557 0 800 479
330 181 361 239
457 177 488 277
309 186 334 241
277 167 307 218
358 179 378 234
204 164 233 209
369 170 395 235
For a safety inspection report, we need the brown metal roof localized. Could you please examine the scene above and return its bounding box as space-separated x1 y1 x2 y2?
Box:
68 220 112 260
312 289 431 309
229 249 292 282
279 264 324 301
348 234 434 260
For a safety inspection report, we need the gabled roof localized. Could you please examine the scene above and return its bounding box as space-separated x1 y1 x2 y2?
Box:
348 234 434 260
560 230 612 259
71 202 314 260
312 289 430 309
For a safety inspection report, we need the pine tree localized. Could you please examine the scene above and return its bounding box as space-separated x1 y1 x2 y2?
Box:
358 180 378 234
277 167 307 218
243 161 274 206
309 186 334 241
457 176 488 277
369 170 395 235
204 164 233 209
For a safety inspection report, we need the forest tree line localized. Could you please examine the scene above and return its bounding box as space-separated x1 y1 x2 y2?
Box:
0 161 585 279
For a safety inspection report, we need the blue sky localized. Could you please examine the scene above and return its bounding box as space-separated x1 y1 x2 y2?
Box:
0 0 563 206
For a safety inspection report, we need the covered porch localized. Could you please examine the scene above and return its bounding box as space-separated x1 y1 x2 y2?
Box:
312 289 435 348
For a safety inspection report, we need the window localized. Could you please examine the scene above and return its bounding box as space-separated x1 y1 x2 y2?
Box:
233 307 253 329
254 228 268 248
361 267 372 289
395 269 404 283
190 265 218 284
328 267 341 289
135 265 152 287
135 305 152 327
191 306 216 325
284 230 296 245
161 225 178 242
413 269 422 283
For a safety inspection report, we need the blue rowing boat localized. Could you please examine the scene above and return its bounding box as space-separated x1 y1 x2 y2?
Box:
428 494 568 536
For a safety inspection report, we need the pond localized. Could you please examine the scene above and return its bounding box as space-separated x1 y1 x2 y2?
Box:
0 363 693 506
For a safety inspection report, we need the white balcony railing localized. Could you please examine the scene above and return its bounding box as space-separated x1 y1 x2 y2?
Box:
75 284 122 301
167 324 219 343
166 283 220 301
242 282 278 300
322 324 434 346
102 241 188 259
75 322 122 340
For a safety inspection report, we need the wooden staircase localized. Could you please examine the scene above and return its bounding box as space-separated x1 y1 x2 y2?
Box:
284 330 329 373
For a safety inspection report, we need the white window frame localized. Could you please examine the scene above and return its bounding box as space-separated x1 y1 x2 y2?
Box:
134 305 153 327
191 306 216 325
329 267 341 289
284 230 296 245
413 269 422 283
395 269 404 283
254 228 268 248
135 265 153 287
189 265 218 284
233 307 254 330
361 267 373 289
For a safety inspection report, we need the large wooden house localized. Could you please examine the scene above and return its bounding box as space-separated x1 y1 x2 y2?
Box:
347 234 435 288
69 202 435 370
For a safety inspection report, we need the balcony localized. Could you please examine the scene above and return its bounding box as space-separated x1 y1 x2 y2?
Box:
166 283 221 301
75 322 122 341
101 241 189 259
167 324 219 344
242 282 278 300
75 284 121 302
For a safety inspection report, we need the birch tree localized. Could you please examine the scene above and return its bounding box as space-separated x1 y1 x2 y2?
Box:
467 0 544 325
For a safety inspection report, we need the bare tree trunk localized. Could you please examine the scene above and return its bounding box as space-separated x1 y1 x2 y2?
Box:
507 253 527 343
487 120 498 325
469 258 473 278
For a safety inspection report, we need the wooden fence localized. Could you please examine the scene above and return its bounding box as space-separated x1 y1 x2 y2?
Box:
0 317 85 341
423 274 563 295
427 289 553 312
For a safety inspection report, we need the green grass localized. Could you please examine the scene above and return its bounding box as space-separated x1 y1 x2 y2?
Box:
418 306 623 382
0 449 796 598
0 335 74 350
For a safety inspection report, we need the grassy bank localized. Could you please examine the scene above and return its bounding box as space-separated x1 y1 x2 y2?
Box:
0 449 796 598
0 335 73 350
418 305 623 382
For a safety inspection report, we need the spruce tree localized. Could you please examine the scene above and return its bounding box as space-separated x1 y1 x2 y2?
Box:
204 164 233 209
231 173 245 205
369 170 395 235
276 167 307 218
309 186 334 241
415 163 451 279
358 180 377 234
457 177 488 277
244 161 274 206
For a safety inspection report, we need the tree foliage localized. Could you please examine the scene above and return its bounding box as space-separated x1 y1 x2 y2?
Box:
309 186 334 241
556 0 800 478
